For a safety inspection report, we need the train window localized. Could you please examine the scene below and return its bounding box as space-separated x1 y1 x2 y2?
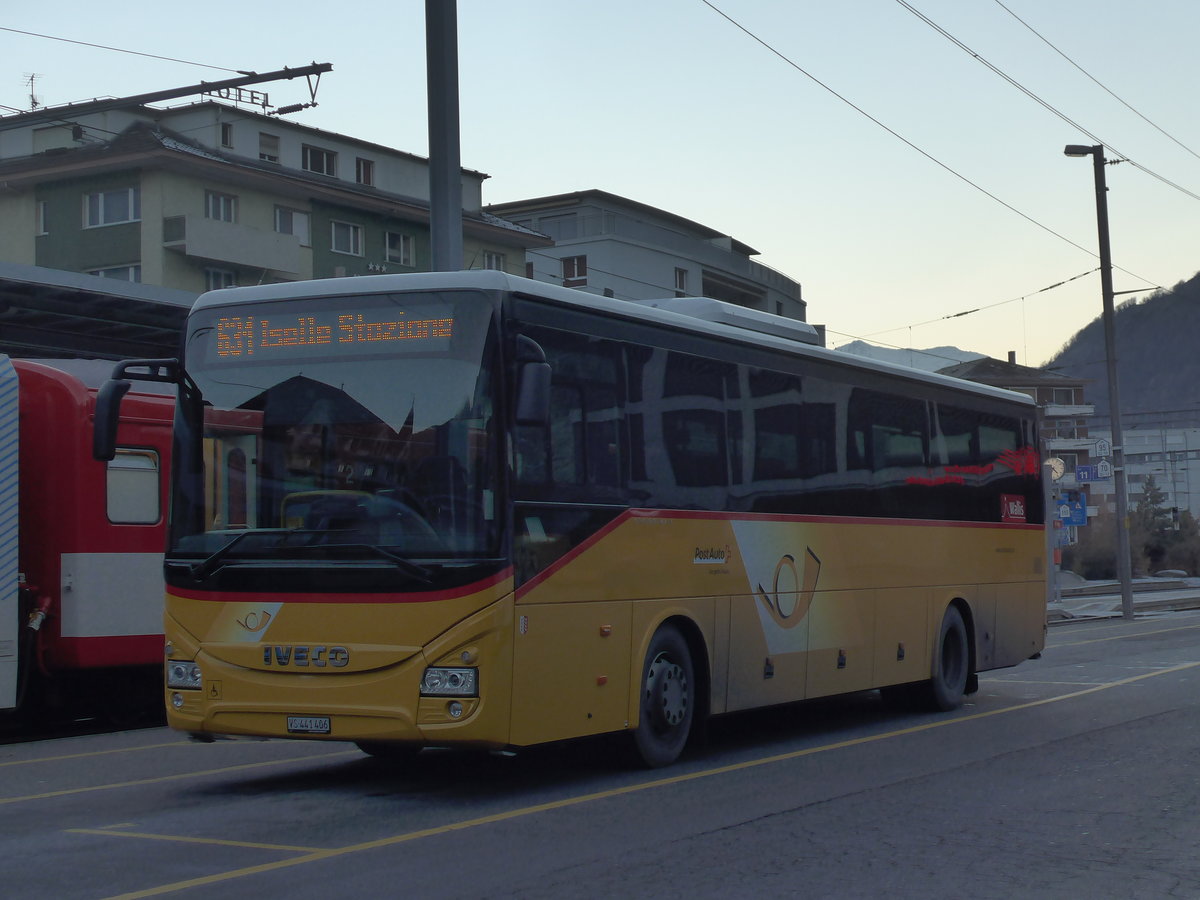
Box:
107 449 160 524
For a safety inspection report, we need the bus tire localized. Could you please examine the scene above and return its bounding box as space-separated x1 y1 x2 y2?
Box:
631 623 695 768
926 605 970 711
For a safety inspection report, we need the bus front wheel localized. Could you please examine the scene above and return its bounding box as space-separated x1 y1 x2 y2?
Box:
926 605 969 711
631 624 695 768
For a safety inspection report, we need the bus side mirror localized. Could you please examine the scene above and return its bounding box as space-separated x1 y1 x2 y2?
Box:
93 379 132 461
92 358 181 461
515 361 551 425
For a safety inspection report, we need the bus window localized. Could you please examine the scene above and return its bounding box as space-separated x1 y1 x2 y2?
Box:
980 419 1020 458
934 405 977 466
226 448 247 527
107 449 160 524
515 328 625 501
753 404 803 480
664 409 727 487
848 390 929 471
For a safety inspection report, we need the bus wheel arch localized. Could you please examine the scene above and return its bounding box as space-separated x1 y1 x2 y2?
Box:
629 617 707 768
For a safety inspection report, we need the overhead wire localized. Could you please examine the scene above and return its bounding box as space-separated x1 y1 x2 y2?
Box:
699 1 1104 263
861 268 1100 338
990 0 1200 163
0 26 244 75
701 0 1165 318
895 0 1200 205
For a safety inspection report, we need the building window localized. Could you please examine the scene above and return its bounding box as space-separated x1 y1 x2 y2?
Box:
355 157 374 186
483 251 505 271
259 132 280 163
36 200 47 235
205 190 238 223
220 122 234 148
83 187 140 227
674 267 688 295
302 144 337 176
275 206 311 246
1054 419 1078 439
562 255 587 287
87 264 141 282
386 231 414 266
205 268 237 291
331 221 363 256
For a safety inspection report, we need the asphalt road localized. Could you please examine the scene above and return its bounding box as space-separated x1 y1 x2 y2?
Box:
5 611 1200 900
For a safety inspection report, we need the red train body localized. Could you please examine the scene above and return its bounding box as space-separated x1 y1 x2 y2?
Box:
5 358 173 720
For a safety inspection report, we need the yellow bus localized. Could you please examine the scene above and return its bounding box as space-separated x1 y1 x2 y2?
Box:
96 271 1046 767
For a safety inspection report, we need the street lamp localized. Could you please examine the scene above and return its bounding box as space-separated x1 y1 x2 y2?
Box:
1064 143 1134 618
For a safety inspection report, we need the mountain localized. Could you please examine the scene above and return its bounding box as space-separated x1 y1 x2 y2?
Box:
1044 271 1200 418
834 340 984 373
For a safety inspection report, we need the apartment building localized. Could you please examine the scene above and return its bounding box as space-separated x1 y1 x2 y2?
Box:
0 99 550 294
486 190 806 322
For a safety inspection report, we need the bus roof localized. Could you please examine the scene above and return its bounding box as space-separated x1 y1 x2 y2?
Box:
191 271 1035 410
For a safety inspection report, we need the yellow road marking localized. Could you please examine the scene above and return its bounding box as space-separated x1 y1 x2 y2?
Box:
101 659 1200 900
981 678 1113 686
1052 619 1200 648
0 741 188 769
0 750 356 805
68 828 324 854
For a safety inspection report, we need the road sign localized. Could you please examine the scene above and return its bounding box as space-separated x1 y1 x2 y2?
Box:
1061 498 1087 527
1094 438 1112 458
1096 459 1114 479
1075 464 1097 483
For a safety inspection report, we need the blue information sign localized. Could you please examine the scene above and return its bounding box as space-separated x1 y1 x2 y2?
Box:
1056 499 1088 527
1074 465 1097 483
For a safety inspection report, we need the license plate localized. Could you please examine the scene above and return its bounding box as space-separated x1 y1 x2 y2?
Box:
287 715 331 735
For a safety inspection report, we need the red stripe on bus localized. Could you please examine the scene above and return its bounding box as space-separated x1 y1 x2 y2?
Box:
169 567 514 604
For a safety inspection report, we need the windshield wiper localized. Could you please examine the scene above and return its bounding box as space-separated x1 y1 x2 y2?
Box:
187 528 320 580
187 531 436 583
188 530 259 580
327 543 434 583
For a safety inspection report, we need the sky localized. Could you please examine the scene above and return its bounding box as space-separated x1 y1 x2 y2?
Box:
4 0 1199 367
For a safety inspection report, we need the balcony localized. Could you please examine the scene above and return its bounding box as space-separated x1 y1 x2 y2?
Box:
1043 403 1095 418
1045 436 1096 452
162 216 299 275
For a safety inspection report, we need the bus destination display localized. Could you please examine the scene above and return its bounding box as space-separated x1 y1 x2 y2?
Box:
215 312 455 358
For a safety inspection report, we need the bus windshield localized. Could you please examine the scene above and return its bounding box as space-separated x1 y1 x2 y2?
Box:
170 289 502 571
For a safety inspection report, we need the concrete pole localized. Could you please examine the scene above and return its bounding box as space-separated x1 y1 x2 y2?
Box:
426 0 463 272
1081 146 1136 619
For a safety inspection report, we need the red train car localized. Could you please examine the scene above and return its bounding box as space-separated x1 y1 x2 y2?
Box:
5 358 173 722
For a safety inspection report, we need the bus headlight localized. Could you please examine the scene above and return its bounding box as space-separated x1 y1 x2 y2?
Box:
167 661 203 690
421 667 477 697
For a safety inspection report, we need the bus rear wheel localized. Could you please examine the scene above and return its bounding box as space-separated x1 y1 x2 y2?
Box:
926 605 969 711
631 624 695 768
